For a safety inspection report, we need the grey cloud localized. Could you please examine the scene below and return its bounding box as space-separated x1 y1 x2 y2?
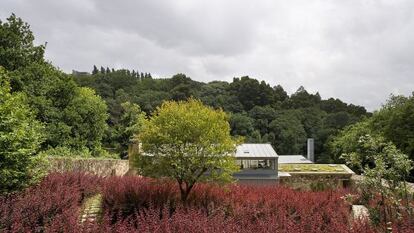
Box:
1 0 414 111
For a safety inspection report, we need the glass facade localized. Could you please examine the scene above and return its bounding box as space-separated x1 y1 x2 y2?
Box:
236 159 276 170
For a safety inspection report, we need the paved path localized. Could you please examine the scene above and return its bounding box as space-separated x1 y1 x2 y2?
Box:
80 194 102 223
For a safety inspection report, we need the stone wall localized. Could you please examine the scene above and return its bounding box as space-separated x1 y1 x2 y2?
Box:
48 157 130 176
279 173 353 190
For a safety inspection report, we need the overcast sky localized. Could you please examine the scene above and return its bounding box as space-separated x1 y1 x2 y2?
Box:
1 0 414 111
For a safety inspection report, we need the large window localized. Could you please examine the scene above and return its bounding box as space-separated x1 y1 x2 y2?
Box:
236 159 275 170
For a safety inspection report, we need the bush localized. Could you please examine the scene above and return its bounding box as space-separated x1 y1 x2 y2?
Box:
99 176 375 232
0 172 101 232
4 173 414 232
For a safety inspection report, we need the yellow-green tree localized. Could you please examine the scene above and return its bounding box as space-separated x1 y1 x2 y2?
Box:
134 99 239 201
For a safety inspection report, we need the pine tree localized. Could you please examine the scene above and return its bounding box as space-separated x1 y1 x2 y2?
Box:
106 67 111 74
92 65 99 75
100 66 105 74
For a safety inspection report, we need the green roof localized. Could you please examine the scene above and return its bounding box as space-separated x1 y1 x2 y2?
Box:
278 164 347 173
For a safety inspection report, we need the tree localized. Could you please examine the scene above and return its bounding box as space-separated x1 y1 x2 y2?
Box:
116 102 146 157
371 94 414 162
229 113 254 137
268 111 307 154
341 134 412 228
0 14 45 71
0 68 46 193
328 119 373 167
248 105 277 135
228 76 274 111
92 65 99 75
63 87 108 155
1 14 110 157
134 99 239 201
287 86 321 109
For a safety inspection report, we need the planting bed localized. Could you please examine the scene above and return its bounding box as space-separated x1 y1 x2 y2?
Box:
1 172 413 232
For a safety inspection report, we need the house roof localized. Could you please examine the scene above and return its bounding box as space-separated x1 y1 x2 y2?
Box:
235 143 278 159
278 155 312 164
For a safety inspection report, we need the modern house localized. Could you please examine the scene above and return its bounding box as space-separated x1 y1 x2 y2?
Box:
233 143 279 184
129 139 355 187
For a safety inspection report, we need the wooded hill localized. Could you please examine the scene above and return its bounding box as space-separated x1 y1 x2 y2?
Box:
73 69 370 162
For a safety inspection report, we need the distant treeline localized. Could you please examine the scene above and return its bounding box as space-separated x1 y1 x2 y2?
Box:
73 68 370 161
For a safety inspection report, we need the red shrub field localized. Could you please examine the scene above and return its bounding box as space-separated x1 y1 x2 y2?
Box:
1 173 413 232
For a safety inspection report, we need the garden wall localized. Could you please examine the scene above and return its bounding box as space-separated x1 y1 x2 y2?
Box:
279 173 353 190
48 158 129 176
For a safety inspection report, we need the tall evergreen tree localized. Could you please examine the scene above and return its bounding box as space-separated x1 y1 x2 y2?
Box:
92 65 99 75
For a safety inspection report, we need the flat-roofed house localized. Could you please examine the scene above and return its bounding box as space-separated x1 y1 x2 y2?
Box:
233 143 279 184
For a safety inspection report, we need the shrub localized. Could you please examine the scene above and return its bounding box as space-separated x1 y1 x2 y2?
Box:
99 176 375 232
0 172 101 232
5 173 411 232
101 176 178 220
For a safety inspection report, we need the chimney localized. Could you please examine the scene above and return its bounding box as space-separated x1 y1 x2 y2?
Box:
307 138 314 162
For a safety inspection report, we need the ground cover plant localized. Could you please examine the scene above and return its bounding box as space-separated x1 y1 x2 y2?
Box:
2 172 412 233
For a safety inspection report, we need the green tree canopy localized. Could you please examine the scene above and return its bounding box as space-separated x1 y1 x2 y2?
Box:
371 94 414 161
0 14 45 71
229 113 255 137
134 99 239 201
268 111 307 154
63 87 108 155
0 68 46 193
1 14 109 157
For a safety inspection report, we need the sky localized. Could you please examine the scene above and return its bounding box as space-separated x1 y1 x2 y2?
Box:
1 0 414 111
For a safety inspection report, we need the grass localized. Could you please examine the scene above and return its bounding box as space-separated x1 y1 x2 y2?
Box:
278 164 346 173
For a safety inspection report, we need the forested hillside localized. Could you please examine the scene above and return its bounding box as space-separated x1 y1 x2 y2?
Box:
73 69 370 161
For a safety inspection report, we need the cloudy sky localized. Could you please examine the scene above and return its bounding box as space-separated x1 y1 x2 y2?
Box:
1 0 414 110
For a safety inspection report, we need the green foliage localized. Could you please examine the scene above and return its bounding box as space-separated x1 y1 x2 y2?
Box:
342 134 413 227
107 102 146 157
63 87 108 155
134 99 240 201
228 76 275 111
0 14 45 71
371 94 414 162
0 68 47 193
268 111 307 154
332 93 414 180
229 113 254 137
329 119 373 167
0 14 109 157
73 61 368 158
39 146 92 158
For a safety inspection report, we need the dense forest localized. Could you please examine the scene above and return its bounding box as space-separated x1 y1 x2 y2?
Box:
73 68 370 161
2 14 414 178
